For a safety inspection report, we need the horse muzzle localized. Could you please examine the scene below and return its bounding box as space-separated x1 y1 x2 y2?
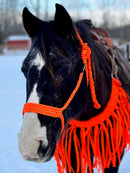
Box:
18 112 52 162
18 134 52 162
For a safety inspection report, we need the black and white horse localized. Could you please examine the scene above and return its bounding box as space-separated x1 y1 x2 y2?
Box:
18 4 130 173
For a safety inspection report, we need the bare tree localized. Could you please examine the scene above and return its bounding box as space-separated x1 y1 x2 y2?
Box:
0 0 21 43
44 0 49 19
60 0 90 20
95 0 116 29
26 0 49 19
29 0 40 18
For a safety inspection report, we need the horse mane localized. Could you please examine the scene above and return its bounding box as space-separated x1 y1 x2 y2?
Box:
75 21 114 120
76 21 112 78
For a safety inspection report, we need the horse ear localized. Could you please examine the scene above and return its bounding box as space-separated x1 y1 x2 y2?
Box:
22 7 44 37
54 4 76 39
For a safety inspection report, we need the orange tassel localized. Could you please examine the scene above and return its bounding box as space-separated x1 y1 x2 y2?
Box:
55 78 130 173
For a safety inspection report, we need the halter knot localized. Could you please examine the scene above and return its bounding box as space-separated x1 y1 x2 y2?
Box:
81 43 91 63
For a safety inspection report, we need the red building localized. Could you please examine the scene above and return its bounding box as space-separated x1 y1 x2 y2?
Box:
6 35 30 51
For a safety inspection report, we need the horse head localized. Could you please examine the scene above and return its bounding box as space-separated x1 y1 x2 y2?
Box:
18 4 88 162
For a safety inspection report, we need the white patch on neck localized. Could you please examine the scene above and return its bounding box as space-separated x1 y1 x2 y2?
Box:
31 52 45 71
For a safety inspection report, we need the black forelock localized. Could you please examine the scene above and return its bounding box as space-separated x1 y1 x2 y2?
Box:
31 21 82 76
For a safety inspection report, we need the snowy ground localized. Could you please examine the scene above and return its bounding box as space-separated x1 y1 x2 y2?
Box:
0 53 130 173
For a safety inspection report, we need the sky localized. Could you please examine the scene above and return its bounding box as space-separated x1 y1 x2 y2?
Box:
19 0 130 12
0 0 130 29
17 0 130 27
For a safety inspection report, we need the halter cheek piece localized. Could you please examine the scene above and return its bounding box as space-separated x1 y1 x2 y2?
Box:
22 33 101 133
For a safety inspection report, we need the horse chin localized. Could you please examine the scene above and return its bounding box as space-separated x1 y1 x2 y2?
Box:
37 147 55 163
22 150 54 163
25 156 52 163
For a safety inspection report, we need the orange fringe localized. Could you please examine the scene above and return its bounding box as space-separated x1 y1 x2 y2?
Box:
54 78 130 173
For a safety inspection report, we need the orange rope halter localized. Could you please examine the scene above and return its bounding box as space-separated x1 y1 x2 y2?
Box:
23 33 100 133
22 33 130 173
22 63 86 134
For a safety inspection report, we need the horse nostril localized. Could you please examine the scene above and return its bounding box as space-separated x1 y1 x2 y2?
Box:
37 141 48 158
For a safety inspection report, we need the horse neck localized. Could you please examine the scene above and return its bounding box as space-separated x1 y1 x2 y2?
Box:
78 58 112 121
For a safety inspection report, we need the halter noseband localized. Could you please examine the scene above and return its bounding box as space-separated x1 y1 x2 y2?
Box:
22 33 101 133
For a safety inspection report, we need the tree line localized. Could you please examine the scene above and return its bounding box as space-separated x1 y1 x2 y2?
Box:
0 0 130 45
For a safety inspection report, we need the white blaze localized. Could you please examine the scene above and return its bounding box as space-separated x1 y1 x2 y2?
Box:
18 52 48 161
31 52 45 71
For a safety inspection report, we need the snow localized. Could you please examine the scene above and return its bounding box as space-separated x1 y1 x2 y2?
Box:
0 53 130 173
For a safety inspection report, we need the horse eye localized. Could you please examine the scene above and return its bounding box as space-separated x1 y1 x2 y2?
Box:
58 67 71 79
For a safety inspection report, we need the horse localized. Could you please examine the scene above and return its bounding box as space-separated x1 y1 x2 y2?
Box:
18 4 130 173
